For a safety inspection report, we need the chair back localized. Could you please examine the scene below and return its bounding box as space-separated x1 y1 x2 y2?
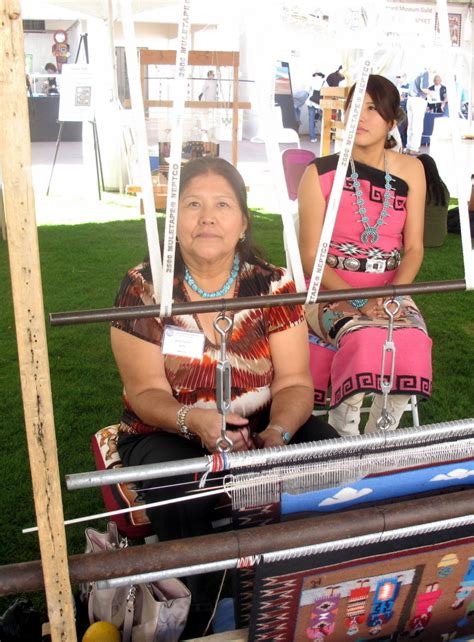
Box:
282 148 316 200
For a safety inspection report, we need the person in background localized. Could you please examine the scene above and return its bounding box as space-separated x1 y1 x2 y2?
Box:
293 88 310 131
326 65 345 87
417 154 449 247
396 74 409 148
307 71 325 142
43 63 58 96
199 69 218 101
298 74 432 437
405 69 429 154
427 75 448 114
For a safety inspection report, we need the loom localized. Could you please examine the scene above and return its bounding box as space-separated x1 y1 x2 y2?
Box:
61 420 474 640
39 420 474 641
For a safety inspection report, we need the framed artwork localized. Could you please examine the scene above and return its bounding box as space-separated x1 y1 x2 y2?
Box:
435 13 462 47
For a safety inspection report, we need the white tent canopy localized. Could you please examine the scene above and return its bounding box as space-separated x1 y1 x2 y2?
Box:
20 0 241 22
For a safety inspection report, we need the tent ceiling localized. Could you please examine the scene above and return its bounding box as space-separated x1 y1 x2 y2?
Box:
20 0 474 23
20 0 242 22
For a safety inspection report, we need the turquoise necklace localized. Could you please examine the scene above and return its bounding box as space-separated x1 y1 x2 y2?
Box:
350 154 394 244
184 255 240 298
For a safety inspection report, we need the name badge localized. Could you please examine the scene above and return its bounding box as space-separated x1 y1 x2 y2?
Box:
162 325 205 360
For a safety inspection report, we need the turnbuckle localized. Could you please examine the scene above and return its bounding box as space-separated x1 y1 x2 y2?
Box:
213 313 234 452
376 298 400 431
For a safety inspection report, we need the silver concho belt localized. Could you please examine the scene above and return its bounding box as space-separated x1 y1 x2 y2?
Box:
326 254 399 273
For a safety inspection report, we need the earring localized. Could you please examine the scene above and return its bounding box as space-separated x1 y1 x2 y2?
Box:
239 232 246 242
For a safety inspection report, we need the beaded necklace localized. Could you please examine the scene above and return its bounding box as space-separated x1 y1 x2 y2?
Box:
349 154 394 244
184 255 240 298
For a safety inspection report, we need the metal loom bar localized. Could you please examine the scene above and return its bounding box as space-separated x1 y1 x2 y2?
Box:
66 418 474 490
50 279 466 326
98 513 474 589
4 489 473 596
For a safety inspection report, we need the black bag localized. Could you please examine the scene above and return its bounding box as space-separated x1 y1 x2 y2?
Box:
447 207 474 237
0 598 42 641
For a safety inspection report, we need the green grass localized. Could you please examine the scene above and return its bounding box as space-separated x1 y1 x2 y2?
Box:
0 214 473 600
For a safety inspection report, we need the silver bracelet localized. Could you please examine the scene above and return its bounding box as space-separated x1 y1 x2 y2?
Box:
267 424 291 444
176 405 195 439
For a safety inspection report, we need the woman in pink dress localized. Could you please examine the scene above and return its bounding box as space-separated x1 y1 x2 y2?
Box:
298 74 432 436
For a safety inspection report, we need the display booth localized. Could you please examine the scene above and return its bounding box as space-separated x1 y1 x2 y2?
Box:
28 95 82 142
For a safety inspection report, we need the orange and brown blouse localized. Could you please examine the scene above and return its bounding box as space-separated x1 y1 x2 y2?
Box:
112 260 304 434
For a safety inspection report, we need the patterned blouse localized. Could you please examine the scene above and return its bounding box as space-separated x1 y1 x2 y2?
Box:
112 260 304 434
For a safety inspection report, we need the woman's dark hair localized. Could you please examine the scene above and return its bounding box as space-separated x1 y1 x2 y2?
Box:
345 74 405 150
417 153 449 207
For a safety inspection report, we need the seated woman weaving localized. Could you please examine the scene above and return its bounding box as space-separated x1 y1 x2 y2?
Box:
111 156 337 547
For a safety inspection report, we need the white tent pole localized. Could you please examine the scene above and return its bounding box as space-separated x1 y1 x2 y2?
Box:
120 0 162 294
437 0 474 290
470 6 474 128
248 0 306 291
159 0 191 317
306 2 384 305
106 0 119 103
0 2 77 640
106 0 125 194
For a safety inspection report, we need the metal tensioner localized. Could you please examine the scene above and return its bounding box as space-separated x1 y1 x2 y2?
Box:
213 312 234 452
376 298 401 431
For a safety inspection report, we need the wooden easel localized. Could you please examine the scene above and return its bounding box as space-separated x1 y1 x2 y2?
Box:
319 86 349 156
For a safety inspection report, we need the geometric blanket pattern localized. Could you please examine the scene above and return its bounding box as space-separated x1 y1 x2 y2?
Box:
248 528 474 641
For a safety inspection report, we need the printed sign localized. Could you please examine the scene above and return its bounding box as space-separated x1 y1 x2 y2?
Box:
58 64 94 122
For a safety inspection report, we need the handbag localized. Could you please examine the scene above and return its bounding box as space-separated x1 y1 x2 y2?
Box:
81 522 191 642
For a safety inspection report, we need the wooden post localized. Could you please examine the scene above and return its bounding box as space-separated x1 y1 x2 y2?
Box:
232 53 239 167
0 2 77 640
320 86 349 156
321 110 333 156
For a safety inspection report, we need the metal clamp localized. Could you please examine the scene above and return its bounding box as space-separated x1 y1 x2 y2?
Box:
213 313 234 452
376 298 400 431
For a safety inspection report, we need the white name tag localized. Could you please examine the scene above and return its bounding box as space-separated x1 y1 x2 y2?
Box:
162 325 205 360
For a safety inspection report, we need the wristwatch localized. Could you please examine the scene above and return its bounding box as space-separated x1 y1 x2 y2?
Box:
267 424 291 444
176 405 195 439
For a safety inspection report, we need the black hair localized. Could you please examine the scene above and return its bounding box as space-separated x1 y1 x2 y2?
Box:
417 154 449 207
345 74 405 150
45 63 57 73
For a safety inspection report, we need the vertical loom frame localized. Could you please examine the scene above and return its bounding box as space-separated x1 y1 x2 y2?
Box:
0 1 77 639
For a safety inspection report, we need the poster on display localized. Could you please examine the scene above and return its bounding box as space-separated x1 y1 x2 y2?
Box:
384 1 436 44
58 64 95 122
435 12 462 47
